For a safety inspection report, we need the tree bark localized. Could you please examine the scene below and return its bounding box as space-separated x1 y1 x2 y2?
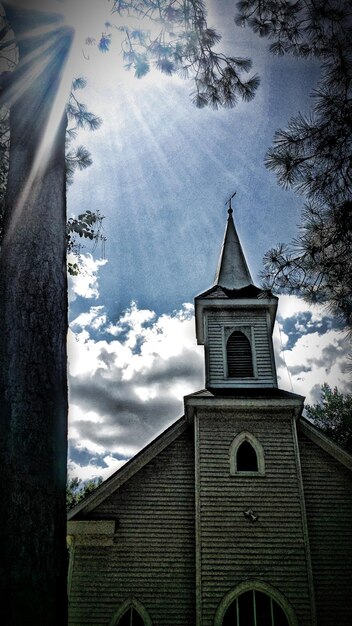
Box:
0 5 72 625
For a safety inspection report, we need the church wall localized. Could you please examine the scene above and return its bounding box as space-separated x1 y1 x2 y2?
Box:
298 432 352 625
205 310 276 387
68 427 196 626
195 409 312 626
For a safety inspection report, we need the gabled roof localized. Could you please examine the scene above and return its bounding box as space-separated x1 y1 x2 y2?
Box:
68 402 352 522
298 417 352 472
214 208 252 290
68 416 188 520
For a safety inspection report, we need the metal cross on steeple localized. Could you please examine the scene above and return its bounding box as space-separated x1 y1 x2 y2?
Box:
226 191 236 215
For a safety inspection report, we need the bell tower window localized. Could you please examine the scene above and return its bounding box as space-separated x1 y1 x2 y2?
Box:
226 330 253 378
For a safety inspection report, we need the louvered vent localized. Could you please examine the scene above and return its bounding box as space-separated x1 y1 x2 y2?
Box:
227 331 253 378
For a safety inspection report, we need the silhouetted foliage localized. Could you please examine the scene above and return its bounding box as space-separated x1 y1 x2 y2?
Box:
67 209 106 276
65 77 102 185
261 201 352 328
66 476 103 511
236 0 352 328
65 80 106 275
85 0 260 109
306 384 352 453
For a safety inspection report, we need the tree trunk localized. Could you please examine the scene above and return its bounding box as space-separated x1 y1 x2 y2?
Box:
0 6 72 625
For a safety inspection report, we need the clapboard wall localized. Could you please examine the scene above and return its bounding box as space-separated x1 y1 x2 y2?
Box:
68 427 196 626
205 309 276 388
298 431 352 625
195 408 312 626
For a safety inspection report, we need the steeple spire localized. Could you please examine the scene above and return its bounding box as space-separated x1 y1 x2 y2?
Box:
195 197 278 389
214 204 252 290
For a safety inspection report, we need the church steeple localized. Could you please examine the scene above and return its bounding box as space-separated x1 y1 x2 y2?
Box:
195 204 278 390
214 208 252 290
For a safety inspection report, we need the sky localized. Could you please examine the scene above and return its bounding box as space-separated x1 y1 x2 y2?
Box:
10 0 350 481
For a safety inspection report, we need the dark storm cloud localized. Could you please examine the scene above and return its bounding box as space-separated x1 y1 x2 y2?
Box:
69 318 204 455
288 365 312 376
142 349 204 384
69 368 193 451
306 336 350 374
68 446 110 469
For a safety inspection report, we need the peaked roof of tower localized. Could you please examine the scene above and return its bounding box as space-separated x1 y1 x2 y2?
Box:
214 208 252 290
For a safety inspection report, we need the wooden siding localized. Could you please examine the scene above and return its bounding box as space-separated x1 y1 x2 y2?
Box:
68 428 196 626
298 431 352 625
206 310 275 387
196 410 312 626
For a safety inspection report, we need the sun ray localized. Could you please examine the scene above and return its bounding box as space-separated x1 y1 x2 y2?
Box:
1 0 111 240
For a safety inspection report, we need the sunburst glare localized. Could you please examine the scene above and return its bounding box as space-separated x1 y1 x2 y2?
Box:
2 0 112 237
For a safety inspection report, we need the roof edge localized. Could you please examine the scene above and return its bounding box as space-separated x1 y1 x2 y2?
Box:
195 284 277 300
298 418 352 471
68 416 188 519
184 388 304 420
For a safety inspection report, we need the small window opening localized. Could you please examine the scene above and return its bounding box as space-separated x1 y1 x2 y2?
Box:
237 440 258 472
227 331 253 378
117 607 145 626
230 432 265 476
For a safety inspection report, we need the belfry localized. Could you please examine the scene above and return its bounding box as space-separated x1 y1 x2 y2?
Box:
68 208 352 626
195 207 277 390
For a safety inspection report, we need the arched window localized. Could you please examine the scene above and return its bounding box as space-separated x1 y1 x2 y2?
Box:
222 589 290 626
214 581 297 626
230 432 265 475
109 598 152 626
117 607 145 626
226 330 253 378
237 440 258 472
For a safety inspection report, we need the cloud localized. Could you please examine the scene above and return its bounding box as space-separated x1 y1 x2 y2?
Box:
68 253 107 301
274 297 351 403
277 294 328 324
69 295 351 481
68 302 204 479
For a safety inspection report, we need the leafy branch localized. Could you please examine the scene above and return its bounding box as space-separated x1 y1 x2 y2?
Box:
84 0 260 108
66 476 103 511
306 384 352 452
66 209 106 276
261 200 352 328
65 77 102 185
236 0 352 329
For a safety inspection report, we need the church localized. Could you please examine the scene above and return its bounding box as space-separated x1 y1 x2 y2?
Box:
67 208 352 626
